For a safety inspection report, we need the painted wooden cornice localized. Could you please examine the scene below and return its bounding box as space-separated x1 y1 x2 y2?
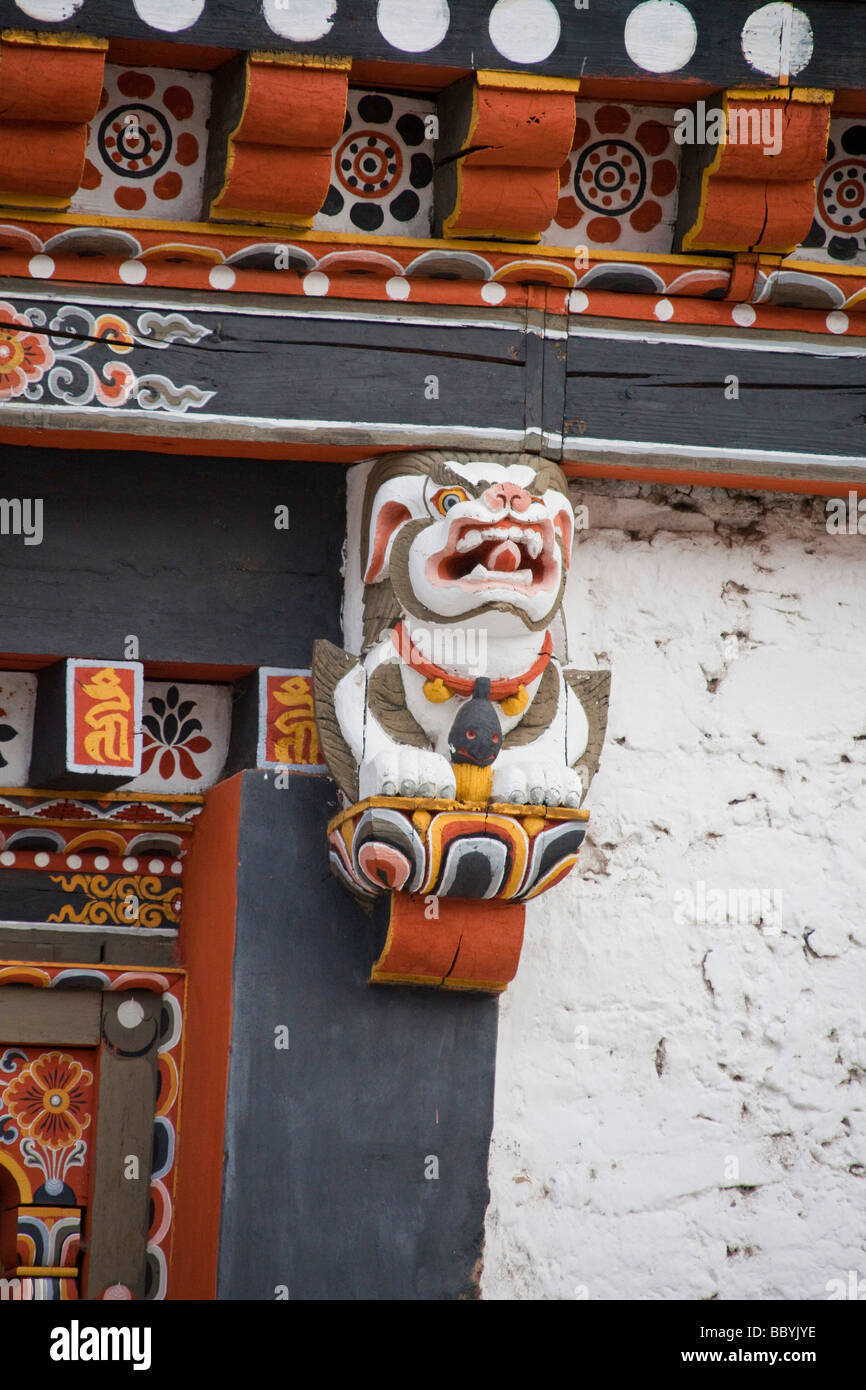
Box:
677 87 833 254
207 52 350 227
0 32 107 211
436 71 580 242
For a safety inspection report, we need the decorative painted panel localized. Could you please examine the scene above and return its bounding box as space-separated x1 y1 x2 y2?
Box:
542 101 680 253
259 669 327 773
126 681 231 793
0 1046 95 1207
314 90 435 238
0 673 36 788
0 965 186 1302
795 116 866 264
70 65 211 221
67 661 142 778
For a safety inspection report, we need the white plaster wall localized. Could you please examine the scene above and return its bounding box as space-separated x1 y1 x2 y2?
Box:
482 480 866 1301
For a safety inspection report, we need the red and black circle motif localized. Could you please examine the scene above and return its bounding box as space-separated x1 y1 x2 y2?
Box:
335 129 403 199
574 139 646 216
818 159 866 234
98 104 172 180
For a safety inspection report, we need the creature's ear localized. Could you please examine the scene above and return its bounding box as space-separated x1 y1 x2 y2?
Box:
545 491 575 567
362 475 428 584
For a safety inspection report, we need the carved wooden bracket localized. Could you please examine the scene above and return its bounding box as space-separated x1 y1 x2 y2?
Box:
0 32 107 211
677 88 833 254
207 52 350 227
435 72 579 242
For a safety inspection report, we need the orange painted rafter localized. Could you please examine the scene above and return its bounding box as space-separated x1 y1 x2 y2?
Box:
437 73 579 242
0 32 107 211
209 52 350 227
681 88 833 254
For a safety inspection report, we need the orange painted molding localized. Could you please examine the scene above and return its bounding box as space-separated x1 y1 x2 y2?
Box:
437 76 576 242
680 89 832 254
0 33 106 210
209 54 349 226
169 772 242 1300
371 892 526 993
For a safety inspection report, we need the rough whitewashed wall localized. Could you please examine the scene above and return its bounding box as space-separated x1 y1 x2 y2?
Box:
483 480 866 1301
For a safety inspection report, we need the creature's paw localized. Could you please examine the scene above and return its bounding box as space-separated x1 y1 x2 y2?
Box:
492 760 583 808
359 747 457 800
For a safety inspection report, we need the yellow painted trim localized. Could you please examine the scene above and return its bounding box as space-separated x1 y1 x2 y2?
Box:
0 1153 33 1204
477 69 581 94
0 206 733 266
1 28 107 49
328 794 588 836
209 207 315 229
442 977 508 993
727 86 833 105
15 1266 78 1278
250 49 351 70
0 194 69 211
779 257 865 275
0 786 202 803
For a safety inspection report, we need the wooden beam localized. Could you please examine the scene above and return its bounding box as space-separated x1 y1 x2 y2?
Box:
84 990 160 1300
0 985 100 1044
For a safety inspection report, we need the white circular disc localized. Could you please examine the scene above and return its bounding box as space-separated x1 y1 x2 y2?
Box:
14 0 84 19
569 289 589 313
376 0 450 53
654 297 675 320
209 265 236 290
624 1 697 73
488 0 561 65
28 255 54 279
386 276 411 300
303 271 330 296
481 282 507 305
741 4 813 77
826 311 849 335
132 0 205 31
117 999 146 1030
120 260 147 285
263 0 337 42
732 303 756 326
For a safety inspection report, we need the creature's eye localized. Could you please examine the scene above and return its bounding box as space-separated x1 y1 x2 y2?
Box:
432 487 468 515
491 732 500 743
466 728 476 739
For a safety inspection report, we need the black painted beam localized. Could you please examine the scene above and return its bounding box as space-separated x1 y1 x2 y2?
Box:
0 1 862 88
217 772 497 1300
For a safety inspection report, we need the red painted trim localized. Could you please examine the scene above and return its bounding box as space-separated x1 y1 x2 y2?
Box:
170 772 243 1300
105 38 239 71
0 427 393 464
563 460 866 497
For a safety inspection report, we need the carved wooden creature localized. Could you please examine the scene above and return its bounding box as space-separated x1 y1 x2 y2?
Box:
313 450 610 992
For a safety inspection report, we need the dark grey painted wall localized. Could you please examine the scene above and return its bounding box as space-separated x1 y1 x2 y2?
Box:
0 443 496 1298
0 445 343 667
218 772 497 1301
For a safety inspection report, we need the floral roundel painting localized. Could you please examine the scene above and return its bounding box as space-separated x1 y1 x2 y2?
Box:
542 101 681 255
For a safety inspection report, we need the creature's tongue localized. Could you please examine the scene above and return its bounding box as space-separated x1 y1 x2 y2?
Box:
486 539 522 572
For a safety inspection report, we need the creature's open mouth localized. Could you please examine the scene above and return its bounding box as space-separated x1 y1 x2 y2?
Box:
429 516 558 590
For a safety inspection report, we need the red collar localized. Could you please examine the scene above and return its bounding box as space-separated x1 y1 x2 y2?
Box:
392 623 552 698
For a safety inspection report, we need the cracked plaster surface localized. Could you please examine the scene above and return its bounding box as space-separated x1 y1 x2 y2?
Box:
483 480 866 1301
